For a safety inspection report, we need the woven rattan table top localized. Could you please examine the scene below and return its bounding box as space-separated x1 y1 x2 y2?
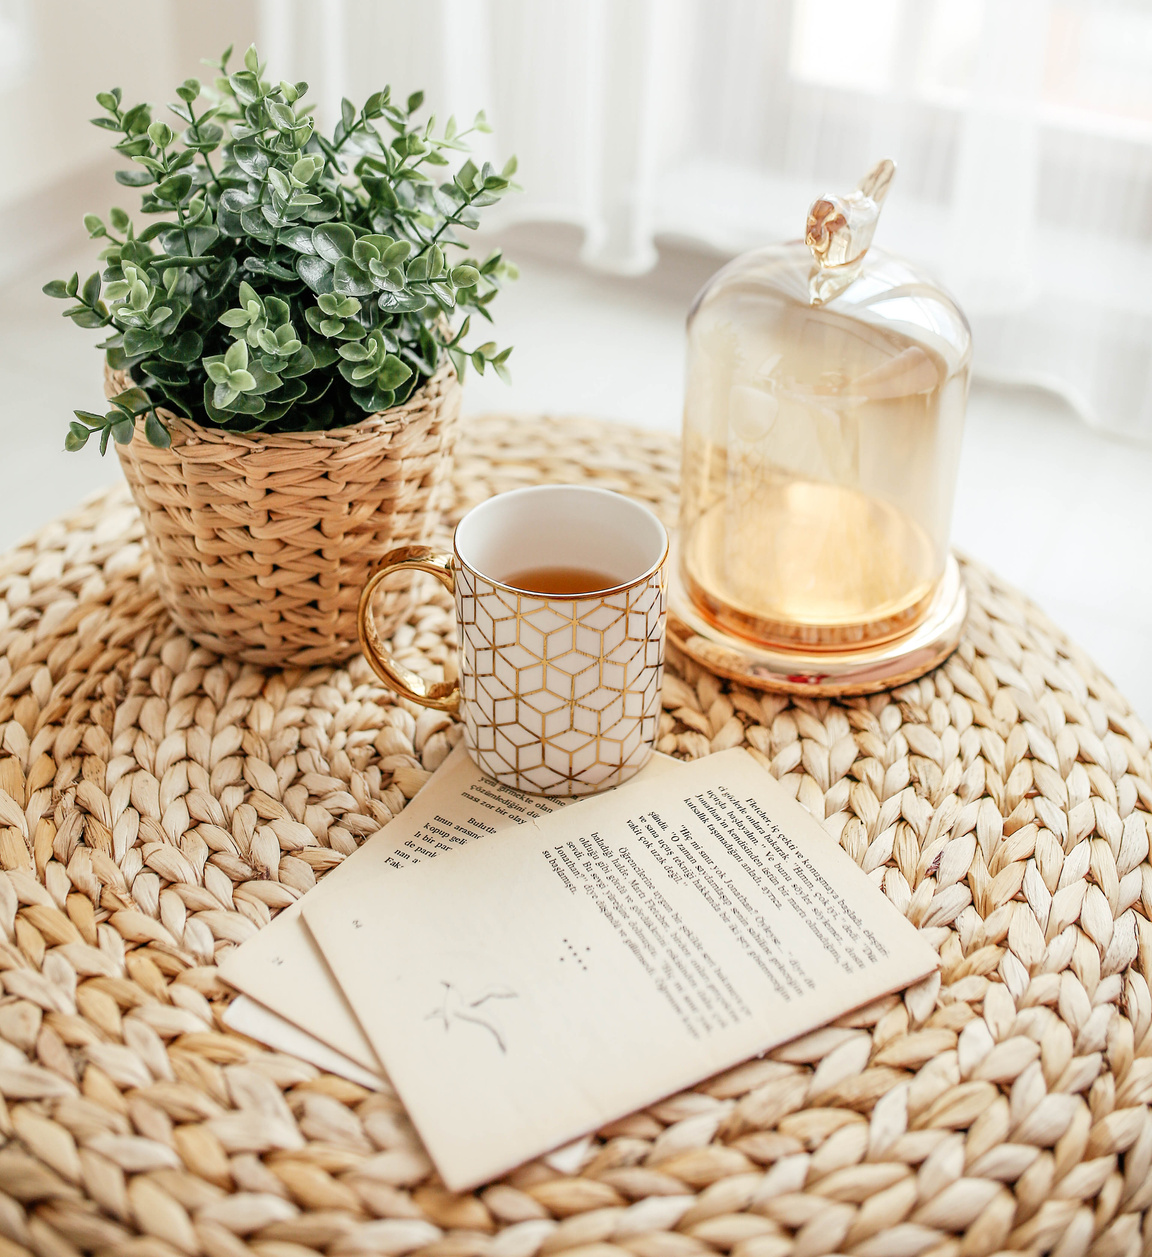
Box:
0 413 1149 1257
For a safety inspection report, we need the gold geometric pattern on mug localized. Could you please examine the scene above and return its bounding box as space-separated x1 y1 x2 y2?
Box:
455 566 666 794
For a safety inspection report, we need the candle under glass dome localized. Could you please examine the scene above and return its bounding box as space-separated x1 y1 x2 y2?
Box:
669 160 971 695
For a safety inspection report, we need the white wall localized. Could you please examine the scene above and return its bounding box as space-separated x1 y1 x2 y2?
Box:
0 0 257 278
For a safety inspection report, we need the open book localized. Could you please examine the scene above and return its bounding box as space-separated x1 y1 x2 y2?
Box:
301 747 938 1189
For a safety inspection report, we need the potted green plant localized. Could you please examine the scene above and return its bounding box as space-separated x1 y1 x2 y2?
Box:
45 45 517 665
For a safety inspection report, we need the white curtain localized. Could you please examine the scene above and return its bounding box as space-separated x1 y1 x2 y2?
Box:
260 0 1152 440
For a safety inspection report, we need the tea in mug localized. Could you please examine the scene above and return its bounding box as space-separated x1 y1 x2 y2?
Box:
502 565 619 595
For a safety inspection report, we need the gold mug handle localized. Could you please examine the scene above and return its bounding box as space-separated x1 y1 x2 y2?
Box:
357 546 460 713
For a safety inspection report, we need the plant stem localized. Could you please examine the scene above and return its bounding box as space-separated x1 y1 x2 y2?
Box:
429 189 477 246
187 100 221 190
85 298 115 328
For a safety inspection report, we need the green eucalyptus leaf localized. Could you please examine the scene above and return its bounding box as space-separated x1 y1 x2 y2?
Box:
351 384 395 413
221 388 267 415
244 361 283 394
218 187 253 215
239 207 276 242
223 340 249 372
185 225 220 254
232 142 269 178
121 103 152 135
241 256 299 281
158 329 203 363
351 239 381 269
312 223 356 263
266 99 296 131
361 176 399 208
141 358 189 385
201 257 238 299
377 290 428 314
381 240 412 267
155 172 193 203
229 70 262 106
114 168 154 187
43 280 69 299
150 255 213 271
296 254 334 294
333 258 374 296
308 343 340 371
278 224 316 254
267 167 291 199
279 344 316 378
69 308 109 329
65 421 92 452
147 120 173 148
108 387 151 415
184 121 224 150
268 376 308 405
265 296 290 324
144 409 171 448
300 190 342 223
376 354 412 389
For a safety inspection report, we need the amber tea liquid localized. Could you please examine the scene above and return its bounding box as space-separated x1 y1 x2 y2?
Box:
502 565 620 595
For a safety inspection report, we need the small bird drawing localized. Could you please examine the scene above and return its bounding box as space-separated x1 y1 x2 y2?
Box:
425 981 518 1053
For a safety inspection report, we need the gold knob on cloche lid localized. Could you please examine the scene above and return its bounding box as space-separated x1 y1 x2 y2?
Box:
805 157 896 306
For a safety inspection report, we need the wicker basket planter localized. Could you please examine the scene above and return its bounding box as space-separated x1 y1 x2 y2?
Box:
105 361 461 666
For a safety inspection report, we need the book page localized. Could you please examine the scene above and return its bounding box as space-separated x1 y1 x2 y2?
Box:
304 748 939 1191
221 994 593 1175
222 995 385 1089
218 744 679 1070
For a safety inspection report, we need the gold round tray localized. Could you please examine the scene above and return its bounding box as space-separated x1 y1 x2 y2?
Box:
667 553 968 696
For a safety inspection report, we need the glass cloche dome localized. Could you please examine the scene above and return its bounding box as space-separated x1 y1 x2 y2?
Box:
671 160 972 694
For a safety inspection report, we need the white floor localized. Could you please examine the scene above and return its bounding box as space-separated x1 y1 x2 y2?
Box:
5 232 1151 724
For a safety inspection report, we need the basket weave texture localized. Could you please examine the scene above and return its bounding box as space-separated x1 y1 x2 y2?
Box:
106 362 461 667
0 412 1150 1257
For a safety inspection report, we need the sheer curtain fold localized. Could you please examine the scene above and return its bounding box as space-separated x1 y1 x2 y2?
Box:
263 0 1152 438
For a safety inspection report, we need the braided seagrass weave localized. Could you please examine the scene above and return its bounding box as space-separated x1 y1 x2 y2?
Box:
107 363 461 669
0 412 1149 1257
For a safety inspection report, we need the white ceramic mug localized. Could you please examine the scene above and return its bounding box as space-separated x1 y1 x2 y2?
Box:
358 485 669 795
